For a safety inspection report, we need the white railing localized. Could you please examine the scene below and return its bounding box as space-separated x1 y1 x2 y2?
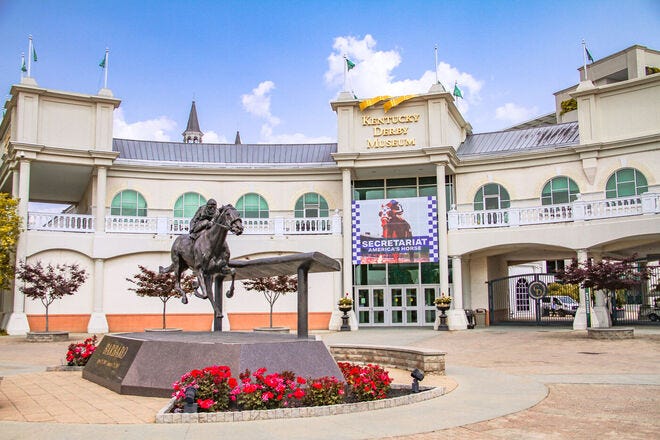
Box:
27 212 95 232
448 193 659 230
27 212 343 235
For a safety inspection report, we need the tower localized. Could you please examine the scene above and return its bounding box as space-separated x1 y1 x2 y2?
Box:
182 100 203 143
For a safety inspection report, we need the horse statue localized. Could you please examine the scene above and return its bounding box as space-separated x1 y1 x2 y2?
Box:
159 204 243 318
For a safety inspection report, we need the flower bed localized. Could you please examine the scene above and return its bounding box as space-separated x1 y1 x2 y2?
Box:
157 361 443 423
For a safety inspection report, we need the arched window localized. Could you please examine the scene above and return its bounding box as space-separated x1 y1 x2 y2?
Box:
294 192 329 218
605 168 648 198
541 177 580 205
236 193 269 218
473 184 510 210
174 192 207 218
110 190 147 216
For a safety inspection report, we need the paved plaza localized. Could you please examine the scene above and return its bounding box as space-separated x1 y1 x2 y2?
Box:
1 326 659 439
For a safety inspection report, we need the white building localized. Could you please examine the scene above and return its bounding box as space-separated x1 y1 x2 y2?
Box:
1 45 659 335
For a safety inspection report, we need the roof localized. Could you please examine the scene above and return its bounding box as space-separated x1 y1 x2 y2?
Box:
458 122 579 157
505 112 557 130
113 139 338 164
184 101 201 133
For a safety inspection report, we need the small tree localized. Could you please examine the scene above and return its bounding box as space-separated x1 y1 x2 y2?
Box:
556 255 649 301
243 275 297 328
16 260 88 331
0 193 21 289
126 265 196 329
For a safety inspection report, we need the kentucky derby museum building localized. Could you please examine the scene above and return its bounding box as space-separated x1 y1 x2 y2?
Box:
1 45 659 335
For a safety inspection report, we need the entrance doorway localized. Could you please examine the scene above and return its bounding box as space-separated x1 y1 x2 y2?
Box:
356 285 438 326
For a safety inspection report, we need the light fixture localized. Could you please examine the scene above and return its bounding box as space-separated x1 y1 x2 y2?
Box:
411 368 425 393
183 386 198 413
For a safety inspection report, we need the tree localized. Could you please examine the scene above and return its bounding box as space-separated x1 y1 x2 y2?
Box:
16 261 88 331
126 265 196 329
243 275 297 328
0 193 21 289
556 255 649 297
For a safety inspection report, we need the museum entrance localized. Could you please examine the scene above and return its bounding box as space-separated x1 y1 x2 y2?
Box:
355 285 439 327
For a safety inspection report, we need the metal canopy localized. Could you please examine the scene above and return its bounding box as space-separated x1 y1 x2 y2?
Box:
227 251 340 280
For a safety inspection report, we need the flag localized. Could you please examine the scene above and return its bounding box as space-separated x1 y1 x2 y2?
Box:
453 82 463 99
585 46 594 63
21 55 27 72
32 45 37 62
346 58 356 71
99 53 106 68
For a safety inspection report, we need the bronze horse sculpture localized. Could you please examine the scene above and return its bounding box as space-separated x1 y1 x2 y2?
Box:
159 204 244 318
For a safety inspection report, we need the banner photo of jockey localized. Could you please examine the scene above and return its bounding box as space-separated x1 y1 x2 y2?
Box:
352 196 439 264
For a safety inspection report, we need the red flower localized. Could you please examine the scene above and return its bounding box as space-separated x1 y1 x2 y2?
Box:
197 398 214 409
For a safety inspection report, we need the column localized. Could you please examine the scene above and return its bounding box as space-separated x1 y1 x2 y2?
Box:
573 249 589 330
6 159 31 335
436 163 449 296
87 259 109 333
331 168 356 330
447 256 468 330
95 166 107 233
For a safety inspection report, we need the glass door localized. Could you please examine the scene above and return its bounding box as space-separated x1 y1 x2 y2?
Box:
357 287 386 326
390 287 419 325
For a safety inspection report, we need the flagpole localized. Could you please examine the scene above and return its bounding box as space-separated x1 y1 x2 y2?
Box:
342 54 347 92
27 35 33 77
582 39 588 81
103 48 109 89
434 45 439 84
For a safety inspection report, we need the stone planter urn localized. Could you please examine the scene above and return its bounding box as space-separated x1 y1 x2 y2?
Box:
338 305 352 331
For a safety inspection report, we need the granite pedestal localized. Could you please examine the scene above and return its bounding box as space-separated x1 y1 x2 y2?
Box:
83 331 342 397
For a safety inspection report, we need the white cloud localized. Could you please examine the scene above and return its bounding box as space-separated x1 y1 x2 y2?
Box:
324 35 483 114
203 130 228 144
113 108 177 141
241 81 330 143
494 102 539 125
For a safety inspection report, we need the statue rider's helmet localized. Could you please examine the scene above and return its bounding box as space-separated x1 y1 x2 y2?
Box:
206 199 217 213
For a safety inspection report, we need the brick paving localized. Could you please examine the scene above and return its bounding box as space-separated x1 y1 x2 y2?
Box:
0 327 659 439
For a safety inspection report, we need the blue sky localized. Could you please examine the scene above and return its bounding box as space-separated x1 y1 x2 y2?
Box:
1 0 658 144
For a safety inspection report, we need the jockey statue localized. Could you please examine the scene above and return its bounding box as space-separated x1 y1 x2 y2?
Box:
189 199 218 240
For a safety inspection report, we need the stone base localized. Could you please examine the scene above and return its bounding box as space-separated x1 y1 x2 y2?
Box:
26 331 69 342
587 327 634 339
87 312 109 334
83 331 342 397
447 309 468 330
5 312 30 335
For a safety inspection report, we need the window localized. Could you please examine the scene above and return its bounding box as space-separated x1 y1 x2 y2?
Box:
541 177 579 205
236 193 269 218
515 279 530 311
110 190 147 216
173 192 206 218
473 184 510 210
294 193 329 218
605 168 648 198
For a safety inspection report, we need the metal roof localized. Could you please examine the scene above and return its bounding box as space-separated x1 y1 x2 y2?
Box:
458 122 579 157
113 139 338 164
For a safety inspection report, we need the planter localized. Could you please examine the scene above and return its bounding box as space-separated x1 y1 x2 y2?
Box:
26 331 69 342
435 305 450 331
435 304 450 312
338 305 353 313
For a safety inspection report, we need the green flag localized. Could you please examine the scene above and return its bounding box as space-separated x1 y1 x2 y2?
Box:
346 58 355 71
99 54 106 68
32 46 37 62
21 55 27 72
453 82 463 99
585 47 594 63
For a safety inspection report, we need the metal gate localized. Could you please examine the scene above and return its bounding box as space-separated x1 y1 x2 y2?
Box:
611 265 660 326
487 273 576 326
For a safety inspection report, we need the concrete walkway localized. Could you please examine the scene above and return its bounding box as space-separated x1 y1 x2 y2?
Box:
1 326 659 439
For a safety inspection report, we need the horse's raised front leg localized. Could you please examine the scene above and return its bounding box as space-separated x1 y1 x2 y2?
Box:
225 270 236 298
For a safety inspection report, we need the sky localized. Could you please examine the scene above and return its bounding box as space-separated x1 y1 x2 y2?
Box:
1 0 659 145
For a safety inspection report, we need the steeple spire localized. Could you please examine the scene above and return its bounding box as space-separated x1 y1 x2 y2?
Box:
234 130 242 145
182 100 203 143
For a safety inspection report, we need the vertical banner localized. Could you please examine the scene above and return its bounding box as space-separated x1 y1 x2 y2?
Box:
352 196 438 264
